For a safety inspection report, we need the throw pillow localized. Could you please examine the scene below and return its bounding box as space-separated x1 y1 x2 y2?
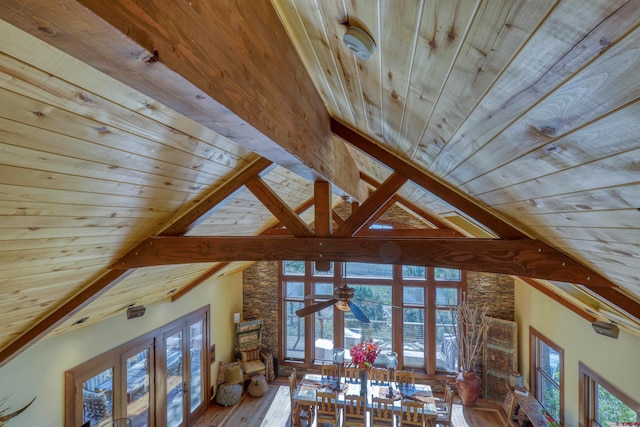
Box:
217 361 241 386
225 365 244 385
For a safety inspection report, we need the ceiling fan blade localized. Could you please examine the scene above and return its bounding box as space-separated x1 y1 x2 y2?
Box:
295 299 337 317
304 294 334 300
349 301 370 323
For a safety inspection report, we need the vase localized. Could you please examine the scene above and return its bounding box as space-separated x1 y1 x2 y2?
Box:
359 369 368 397
456 370 482 407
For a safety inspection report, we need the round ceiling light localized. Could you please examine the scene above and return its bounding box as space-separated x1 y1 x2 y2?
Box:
343 26 376 60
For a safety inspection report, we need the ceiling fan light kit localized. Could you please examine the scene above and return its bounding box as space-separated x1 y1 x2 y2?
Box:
335 300 351 311
343 25 376 60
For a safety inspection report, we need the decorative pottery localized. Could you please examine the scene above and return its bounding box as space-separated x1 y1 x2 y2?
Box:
456 370 482 407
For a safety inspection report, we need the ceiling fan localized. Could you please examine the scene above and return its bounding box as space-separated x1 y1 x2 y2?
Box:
295 262 371 323
295 280 371 323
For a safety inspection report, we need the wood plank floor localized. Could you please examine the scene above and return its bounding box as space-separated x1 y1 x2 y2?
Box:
195 378 509 426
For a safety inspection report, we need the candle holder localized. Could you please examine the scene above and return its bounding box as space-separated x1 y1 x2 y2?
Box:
385 351 398 394
333 348 345 391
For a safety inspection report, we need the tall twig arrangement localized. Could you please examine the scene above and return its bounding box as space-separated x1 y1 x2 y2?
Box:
450 296 492 373
0 396 36 426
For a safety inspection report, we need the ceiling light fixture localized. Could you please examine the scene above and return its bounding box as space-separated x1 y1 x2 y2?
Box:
343 26 376 60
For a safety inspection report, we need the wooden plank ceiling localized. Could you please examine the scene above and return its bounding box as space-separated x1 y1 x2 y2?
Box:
1 0 640 364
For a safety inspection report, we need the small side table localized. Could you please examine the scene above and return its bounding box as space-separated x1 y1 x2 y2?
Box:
215 383 243 406
247 374 268 397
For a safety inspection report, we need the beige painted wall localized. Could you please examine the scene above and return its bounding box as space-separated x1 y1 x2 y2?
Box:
0 272 242 427
515 280 640 426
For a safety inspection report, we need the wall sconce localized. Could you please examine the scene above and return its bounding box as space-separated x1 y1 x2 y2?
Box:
126 305 146 319
592 320 619 339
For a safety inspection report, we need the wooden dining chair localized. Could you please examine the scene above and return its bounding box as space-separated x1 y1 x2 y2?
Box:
316 390 340 427
394 369 415 388
343 394 367 427
435 383 453 412
399 400 428 427
371 395 395 426
344 366 360 383
289 369 314 426
369 367 389 385
322 363 340 379
433 383 453 427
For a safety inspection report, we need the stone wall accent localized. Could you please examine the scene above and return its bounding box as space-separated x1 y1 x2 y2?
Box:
242 261 279 356
467 272 515 321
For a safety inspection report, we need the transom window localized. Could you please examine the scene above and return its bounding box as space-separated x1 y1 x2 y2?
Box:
280 261 465 374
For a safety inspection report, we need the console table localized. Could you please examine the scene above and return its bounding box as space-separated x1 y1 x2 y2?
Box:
515 392 552 427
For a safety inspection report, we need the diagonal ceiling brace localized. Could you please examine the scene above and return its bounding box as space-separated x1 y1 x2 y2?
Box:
245 176 314 237
334 172 408 237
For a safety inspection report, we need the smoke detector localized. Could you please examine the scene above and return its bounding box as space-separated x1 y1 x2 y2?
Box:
343 26 376 60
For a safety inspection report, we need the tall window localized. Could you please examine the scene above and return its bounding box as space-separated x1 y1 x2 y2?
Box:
580 363 639 426
280 261 465 374
530 328 564 425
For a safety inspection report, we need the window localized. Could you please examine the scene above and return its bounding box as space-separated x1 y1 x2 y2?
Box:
530 328 563 425
280 261 465 374
580 363 639 426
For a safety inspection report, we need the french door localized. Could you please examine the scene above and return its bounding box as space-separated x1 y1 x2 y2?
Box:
66 306 209 427
162 314 207 427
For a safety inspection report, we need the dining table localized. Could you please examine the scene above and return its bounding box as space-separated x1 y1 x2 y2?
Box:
292 373 438 426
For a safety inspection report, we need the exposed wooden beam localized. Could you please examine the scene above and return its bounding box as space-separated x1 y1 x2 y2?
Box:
0 269 135 366
245 177 314 237
361 197 399 231
332 210 346 226
332 119 526 239
111 236 614 287
519 277 598 323
162 157 274 236
173 198 317 300
0 0 368 201
314 181 332 271
334 173 408 238
361 172 452 230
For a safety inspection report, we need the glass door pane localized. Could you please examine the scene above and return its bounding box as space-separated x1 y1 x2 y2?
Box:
126 349 150 427
82 368 114 426
189 320 204 413
166 330 184 427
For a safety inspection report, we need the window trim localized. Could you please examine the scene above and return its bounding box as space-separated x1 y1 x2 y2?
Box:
529 326 564 426
579 362 640 427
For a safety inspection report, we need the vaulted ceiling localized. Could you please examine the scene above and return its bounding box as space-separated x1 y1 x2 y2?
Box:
1 0 639 365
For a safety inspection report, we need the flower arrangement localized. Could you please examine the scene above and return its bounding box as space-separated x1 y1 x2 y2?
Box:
349 339 381 372
541 408 559 427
